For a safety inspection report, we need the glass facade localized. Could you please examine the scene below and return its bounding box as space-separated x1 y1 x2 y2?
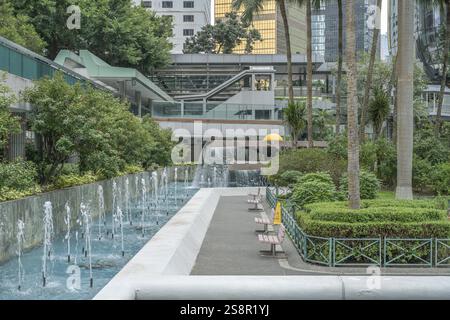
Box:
0 40 85 85
415 1 448 81
152 100 282 120
215 0 277 54
390 0 448 82
312 2 326 58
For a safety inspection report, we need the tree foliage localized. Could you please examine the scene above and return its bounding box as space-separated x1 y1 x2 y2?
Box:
0 76 20 159
0 1 46 54
283 101 307 146
183 12 262 54
12 0 173 71
23 73 173 184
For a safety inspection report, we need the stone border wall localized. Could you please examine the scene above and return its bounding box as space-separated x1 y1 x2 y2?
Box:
0 166 195 264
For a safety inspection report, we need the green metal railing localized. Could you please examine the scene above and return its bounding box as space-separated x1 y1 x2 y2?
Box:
266 187 450 267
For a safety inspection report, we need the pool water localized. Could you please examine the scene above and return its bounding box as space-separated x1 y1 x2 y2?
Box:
0 183 198 300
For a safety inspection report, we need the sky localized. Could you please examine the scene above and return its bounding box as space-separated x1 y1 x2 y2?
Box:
381 0 388 35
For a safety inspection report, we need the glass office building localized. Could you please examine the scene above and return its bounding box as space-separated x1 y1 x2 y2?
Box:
322 0 379 62
214 0 307 55
389 0 449 83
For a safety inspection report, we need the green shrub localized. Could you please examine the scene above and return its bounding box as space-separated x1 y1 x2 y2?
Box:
434 195 450 210
122 164 144 175
0 160 38 190
272 170 303 187
306 199 438 210
276 148 346 184
339 171 380 199
297 218 450 238
297 172 334 185
412 157 432 191
52 173 99 189
296 199 450 238
326 134 347 160
414 128 450 165
291 181 336 207
0 186 42 202
430 163 450 195
305 206 446 223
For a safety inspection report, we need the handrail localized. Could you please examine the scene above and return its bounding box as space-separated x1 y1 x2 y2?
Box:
265 187 450 267
175 68 274 101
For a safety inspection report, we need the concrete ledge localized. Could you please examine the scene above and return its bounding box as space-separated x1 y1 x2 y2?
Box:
94 187 263 300
134 275 450 300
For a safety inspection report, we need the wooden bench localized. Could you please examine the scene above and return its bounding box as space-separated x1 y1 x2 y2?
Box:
254 209 274 233
248 190 263 211
248 187 261 201
258 225 286 258
248 199 264 211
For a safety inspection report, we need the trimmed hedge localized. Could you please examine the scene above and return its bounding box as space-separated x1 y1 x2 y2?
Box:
298 218 450 238
306 207 446 223
297 200 450 238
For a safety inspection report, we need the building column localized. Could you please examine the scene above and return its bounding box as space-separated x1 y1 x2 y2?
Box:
135 91 142 118
203 98 207 116
181 100 185 118
118 81 127 102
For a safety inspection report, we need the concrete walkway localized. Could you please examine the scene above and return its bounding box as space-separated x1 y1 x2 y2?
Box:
191 195 450 276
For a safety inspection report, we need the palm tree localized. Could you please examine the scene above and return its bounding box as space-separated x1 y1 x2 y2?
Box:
395 0 415 200
283 101 307 147
306 0 314 148
313 108 333 139
335 0 343 135
345 0 360 209
368 86 390 140
360 0 382 141
435 0 449 136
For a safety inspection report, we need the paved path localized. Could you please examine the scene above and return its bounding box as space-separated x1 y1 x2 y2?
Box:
191 194 450 276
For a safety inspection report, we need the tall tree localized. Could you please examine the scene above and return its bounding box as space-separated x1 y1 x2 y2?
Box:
435 0 450 136
395 0 415 200
335 0 344 135
183 12 262 54
12 0 173 71
306 0 314 148
0 1 46 54
346 0 361 209
360 0 382 141
0 77 20 159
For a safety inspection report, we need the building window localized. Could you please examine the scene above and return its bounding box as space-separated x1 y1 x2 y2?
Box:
184 1 194 8
142 1 152 8
183 29 194 36
183 15 194 22
162 1 173 8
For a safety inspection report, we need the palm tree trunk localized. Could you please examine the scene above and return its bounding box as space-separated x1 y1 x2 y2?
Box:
346 0 361 209
360 0 382 141
335 0 343 135
435 1 449 136
395 0 414 200
278 0 294 104
307 0 313 148
387 54 397 142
